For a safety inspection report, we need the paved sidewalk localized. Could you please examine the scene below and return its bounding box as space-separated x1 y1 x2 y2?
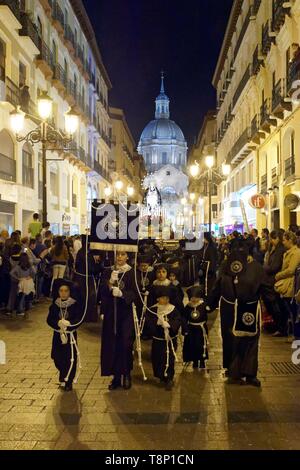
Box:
0 302 300 450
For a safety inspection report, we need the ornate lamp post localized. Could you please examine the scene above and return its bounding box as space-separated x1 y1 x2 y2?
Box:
189 158 230 234
10 91 79 224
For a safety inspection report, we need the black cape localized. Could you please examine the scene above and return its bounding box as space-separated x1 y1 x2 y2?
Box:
182 302 208 362
46 300 82 383
99 266 137 377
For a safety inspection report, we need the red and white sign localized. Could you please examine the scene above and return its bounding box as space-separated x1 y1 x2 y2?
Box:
249 194 266 209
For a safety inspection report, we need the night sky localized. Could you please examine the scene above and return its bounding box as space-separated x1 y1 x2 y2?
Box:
83 0 234 147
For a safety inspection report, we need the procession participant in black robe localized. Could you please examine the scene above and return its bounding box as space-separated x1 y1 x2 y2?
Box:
145 286 182 390
47 279 82 391
182 286 208 369
207 241 272 387
135 254 155 339
100 250 137 391
180 239 201 288
149 264 183 314
73 237 100 323
169 267 184 306
199 232 218 297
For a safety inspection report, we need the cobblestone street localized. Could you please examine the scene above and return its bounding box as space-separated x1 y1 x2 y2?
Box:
0 302 300 451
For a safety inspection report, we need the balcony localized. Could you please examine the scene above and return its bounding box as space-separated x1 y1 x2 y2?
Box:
51 0 64 35
252 0 262 17
52 63 67 92
260 98 277 132
272 0 291 32
260 174 268 194
234 6 252 60
0 0 21 23
64 25 75 54
0 153 16 182
252 45 264 75
262 21 275 56
272 78 292 117
5 76 19 107
19 12 40 49
272 166 279 186
285 156 295 180
227 128 251 165
79 147 86 165
251 114 265 144
232 64 252 110
72 194 77 208
75 44 84 68
65 79 76 105
35 40 53 78
287 54 300 95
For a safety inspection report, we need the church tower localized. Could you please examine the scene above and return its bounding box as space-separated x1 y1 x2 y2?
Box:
138 73 187 174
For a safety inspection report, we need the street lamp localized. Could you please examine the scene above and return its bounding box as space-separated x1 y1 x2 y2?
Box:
205 156 214 234
127 186 135 198
189 193 196 201
115 180 124 191
181 197 187 205
104 186 112 198
189 154 231 235
10 92 79 224
37 91 53 121
190 163 200 178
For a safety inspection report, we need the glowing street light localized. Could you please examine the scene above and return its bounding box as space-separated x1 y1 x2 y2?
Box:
10 106 25 135
222 163 231 176
65 106 80 136
127 186 135 197
205 155 214 169
115 180 124 191
190 163 200 178
37 91 53 120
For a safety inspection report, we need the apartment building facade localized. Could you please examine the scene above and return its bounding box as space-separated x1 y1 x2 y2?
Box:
0 0 112 235
188 111 219 234
214 0 300 233
109 107 142 202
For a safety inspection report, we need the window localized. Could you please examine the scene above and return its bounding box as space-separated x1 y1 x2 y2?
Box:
52 40 57 65
0 130 15 182
37 17 42 38
241 167 246 188
19 61 26 87
50 167 58 197
22 143 34 189
0 38 6 81
72 176 78 208
248 160 253 184
162 152 167 165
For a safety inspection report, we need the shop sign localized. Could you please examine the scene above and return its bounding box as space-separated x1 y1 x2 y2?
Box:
284 194 299 211
249 194 266 209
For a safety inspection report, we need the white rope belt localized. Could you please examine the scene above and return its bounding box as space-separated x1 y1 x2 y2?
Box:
187 321 209 358
61 330 82 384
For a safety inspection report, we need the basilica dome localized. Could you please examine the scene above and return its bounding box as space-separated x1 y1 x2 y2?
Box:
137 74 187 173
140 119 186 143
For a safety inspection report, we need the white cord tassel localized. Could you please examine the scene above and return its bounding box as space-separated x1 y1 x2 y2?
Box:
139 291 149 333
132 303 147 381
163 316 178 378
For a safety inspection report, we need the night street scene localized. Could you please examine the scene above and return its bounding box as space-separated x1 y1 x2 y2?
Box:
1 0 300 459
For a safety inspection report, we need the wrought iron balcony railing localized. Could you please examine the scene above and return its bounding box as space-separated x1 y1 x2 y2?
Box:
232 64 252 109
19 12 40 48
285 155 295 179
272 0 291 32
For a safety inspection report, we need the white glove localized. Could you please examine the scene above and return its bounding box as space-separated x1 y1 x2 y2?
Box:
157 317 170 329
112 287 123 298
58 319 70 329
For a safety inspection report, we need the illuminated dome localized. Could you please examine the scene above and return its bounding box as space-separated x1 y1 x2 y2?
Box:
137 73 187 173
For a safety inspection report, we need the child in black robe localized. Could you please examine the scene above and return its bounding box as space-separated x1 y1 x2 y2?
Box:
182 286 208 369
47 279 82 391
169 267 184 308
145 286 182 390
